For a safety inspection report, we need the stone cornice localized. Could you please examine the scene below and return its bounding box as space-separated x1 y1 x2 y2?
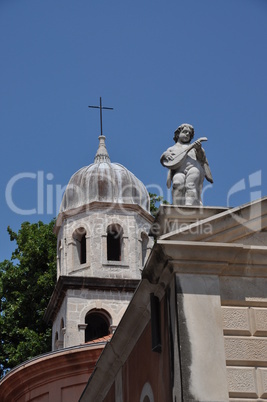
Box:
44 276 139 323
142 240 267 285
54 201 154 234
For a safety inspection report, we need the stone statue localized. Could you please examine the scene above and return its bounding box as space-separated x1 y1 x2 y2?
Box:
160 123 213 206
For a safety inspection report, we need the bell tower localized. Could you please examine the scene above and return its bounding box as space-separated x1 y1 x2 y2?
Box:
44 135 154 349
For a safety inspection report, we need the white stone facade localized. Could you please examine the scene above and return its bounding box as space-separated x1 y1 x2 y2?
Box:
51 201 153 351
56 204 153 280
221 282 267 400
52 288 133 349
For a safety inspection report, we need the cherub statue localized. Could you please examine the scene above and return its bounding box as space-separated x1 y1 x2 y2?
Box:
160 123 213 206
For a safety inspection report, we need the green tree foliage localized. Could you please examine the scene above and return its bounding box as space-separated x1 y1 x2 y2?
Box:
0 219 57 378
149 192 169 216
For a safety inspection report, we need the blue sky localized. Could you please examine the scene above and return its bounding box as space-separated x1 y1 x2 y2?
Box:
1 0 267 261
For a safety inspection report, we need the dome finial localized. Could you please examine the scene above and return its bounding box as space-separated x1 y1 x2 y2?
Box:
94 135 110 163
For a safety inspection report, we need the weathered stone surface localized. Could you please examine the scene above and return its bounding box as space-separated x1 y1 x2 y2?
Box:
222 306 251 335
258 368 267 398
176 274 229 402
251 308 267 336
225 337 267 364
52 288 134 348
220 277 267 306
227 367 258 398
60 209 153 279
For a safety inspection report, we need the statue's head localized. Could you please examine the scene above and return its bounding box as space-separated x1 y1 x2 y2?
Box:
173 123 194 143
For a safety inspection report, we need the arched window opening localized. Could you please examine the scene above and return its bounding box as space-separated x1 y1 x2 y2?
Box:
141 232 149 266
59 318 65 348
73 227 87 265
107 224 123 261
80 233 86 264
54 332 59 350
85 311 110 342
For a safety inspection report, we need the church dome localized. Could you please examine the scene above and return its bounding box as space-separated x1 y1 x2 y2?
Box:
60 136 150 213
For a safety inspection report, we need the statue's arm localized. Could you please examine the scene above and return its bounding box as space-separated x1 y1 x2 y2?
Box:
194 142 206 163
160 147 176 165
195 144 213 183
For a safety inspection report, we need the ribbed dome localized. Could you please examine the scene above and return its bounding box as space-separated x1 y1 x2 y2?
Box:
60 136 150 213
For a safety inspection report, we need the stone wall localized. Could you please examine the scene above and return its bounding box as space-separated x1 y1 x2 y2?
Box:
58 206 153 280
173 273 267 402
52 288 133 349
222 299 267 400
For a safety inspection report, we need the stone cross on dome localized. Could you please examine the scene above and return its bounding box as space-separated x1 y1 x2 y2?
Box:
88 96 113 137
